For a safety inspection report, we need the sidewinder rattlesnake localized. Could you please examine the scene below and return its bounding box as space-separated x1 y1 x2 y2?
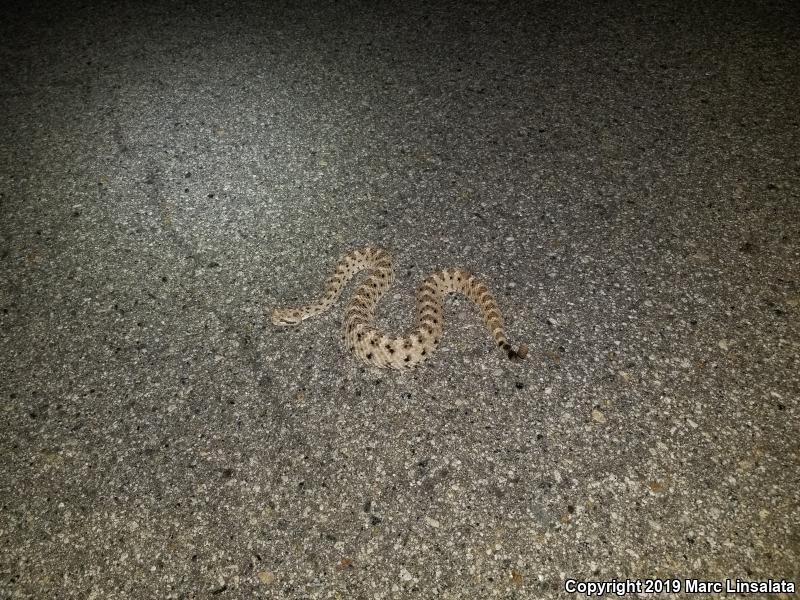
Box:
271 247 528 370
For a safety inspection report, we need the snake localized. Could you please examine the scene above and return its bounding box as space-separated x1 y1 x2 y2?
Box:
271 247 527 370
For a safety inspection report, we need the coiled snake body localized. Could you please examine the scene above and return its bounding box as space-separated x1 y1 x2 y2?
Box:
272 247 527 370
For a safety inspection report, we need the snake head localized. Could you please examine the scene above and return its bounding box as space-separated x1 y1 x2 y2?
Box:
271 309 303 326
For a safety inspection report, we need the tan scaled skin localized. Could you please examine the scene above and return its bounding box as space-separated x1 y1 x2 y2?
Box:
271 247 528 370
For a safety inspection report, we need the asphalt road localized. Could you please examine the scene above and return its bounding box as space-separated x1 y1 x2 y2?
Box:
2 0 798 598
